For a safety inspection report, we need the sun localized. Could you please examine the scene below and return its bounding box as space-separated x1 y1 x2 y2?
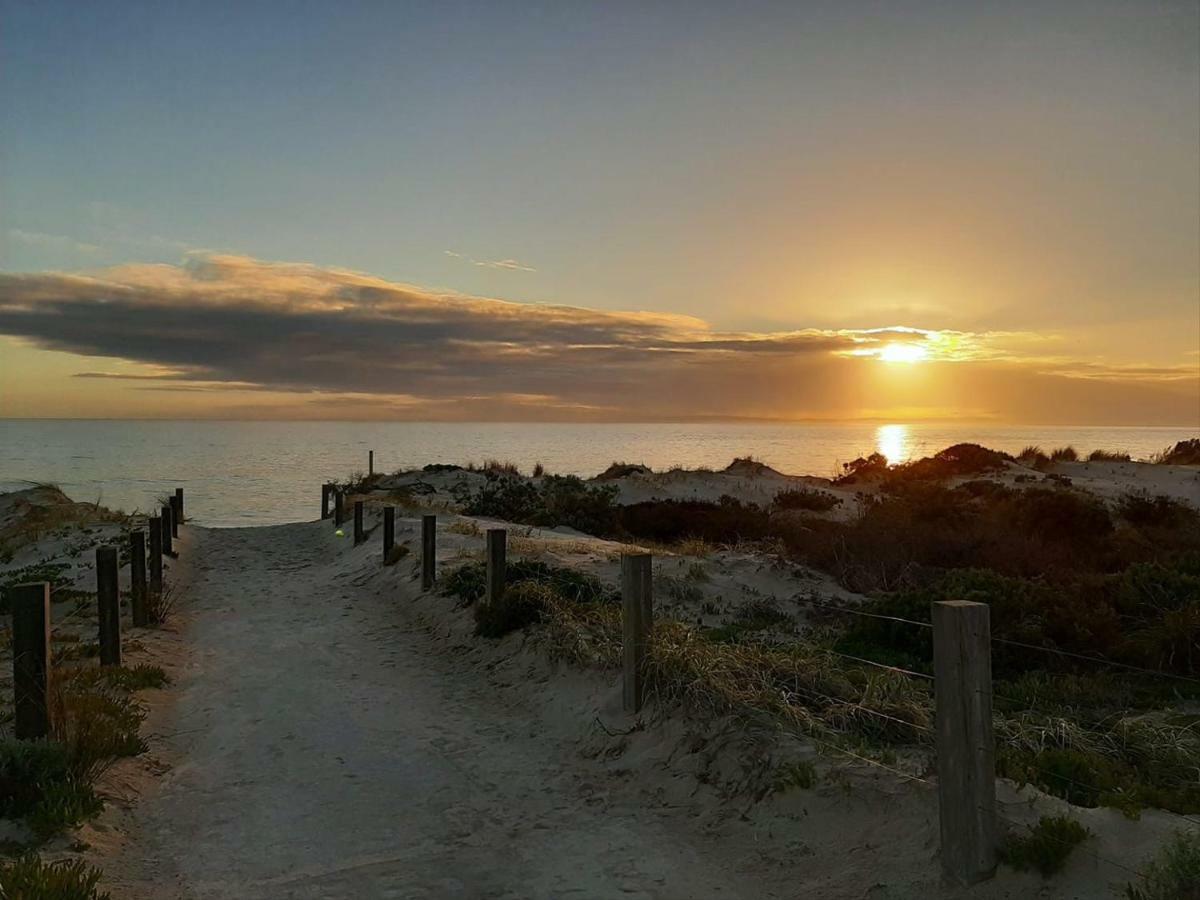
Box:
878 342 929 364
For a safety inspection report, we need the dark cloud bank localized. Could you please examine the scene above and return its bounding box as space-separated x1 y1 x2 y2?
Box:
0 255 1195 423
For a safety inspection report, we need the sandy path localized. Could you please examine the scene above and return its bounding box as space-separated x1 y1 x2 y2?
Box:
118 522 767 900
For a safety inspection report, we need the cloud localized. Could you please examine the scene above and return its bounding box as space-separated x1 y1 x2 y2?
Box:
445 249 536 272
0 255 1195 424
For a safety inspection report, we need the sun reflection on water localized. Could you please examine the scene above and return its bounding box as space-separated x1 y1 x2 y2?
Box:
875 424 912 465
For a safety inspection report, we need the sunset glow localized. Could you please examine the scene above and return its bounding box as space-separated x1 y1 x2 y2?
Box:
0 3 1195 426
878 343 930 364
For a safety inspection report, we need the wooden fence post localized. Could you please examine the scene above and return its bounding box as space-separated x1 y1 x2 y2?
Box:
161 504 174 555
12 582 51 739
369 450 374 476
175 486 185 522
353 500 365 545
96 546 122 667
169 495 181 537
383 507 395 561
485 529 506 606
622 553 653 713
130 530 149 627
932 600 997 884
422 515 437 590
321 483 332 520
334 491 344 528
149 516 163 596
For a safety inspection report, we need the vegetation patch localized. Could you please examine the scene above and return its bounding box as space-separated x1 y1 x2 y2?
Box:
462 473 619 536
1151 439 1200 466
999 815 1090 876
0 854 111 899
772 489 841 512
1125 829 1200 900
0 664 162 840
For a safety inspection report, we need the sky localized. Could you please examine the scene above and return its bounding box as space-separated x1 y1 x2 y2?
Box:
1 0 1197 424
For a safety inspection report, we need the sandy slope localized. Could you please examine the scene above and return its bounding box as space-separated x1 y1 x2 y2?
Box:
86 512 1181 900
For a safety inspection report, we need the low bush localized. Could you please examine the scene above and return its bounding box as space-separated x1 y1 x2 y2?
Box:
0 741 100 840
462 473 619 536
616 496 771 546
1116 492 1198 529
1125 829 1200 900
999 815 1089 876
887 443 1009 484
0 854 111 899
1151 439 1200 466
442 560 617 610
835 452 888 485
1050 446 1079 462
0 664 159 840
474 580 555 638
772 488 841 512
1018 445 1051 469
1088 449 1132 462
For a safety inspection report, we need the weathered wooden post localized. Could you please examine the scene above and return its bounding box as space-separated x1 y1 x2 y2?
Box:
130 530 149 627
96 546 122 667
334 490 344 527
369 450 374 476
353 500 365 545
161 504 174 555
932 600 997 884
421 514 437 590
321 483 333 520
12 582 51 739
485 529 506 606
175 486 185 521
383 507 395 561
169 494 181 537
622 553 653 713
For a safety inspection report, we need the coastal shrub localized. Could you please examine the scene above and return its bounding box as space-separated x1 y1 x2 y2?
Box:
0 741 101 839
772 759 818 792
1116 492 1198 530
461 473 618 536
1018 445 1051 469
442 560 616 609
834 452 888 485
725 456 774 476
1125 829 1200 900
887 443 1009 484
1088 449 1132 462
0 854 111 899
474 580 555 637
463 475 541 522
772 488 841 512
616 497 771 546
595 461 652 480
536 476 619 535
999 816 1089 876
0 664 157 838
1050 446 1079 462
1151 439 1200 466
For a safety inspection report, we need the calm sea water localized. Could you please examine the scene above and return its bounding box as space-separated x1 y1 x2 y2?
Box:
0 420 1193 527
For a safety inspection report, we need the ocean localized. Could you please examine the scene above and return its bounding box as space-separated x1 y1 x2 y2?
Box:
0 420 1193 527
